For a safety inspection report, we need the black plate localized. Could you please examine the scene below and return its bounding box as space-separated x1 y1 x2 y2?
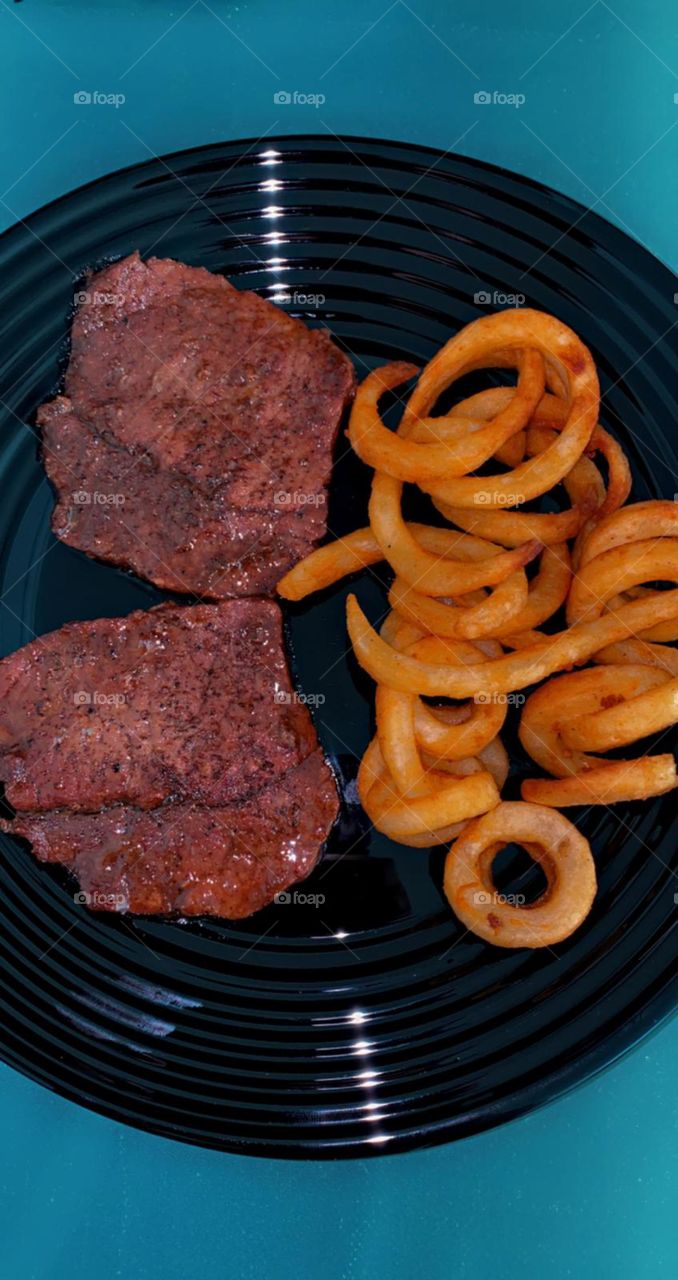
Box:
0 135 676 1159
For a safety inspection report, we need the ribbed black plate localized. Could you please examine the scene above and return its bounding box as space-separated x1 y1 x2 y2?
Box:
0 135 676 1159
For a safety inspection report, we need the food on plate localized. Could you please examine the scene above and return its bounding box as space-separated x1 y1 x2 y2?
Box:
434 396 631 545
443 803 596 948
344 588 678 697
6 752 334 919
39 253 355 598
346 350 544 482
567 500 678 642
0 600 338 916
279 306 678 948
400 310 599 507
10 277 675 943
520 667 678 805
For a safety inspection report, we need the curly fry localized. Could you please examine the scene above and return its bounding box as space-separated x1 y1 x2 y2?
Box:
346 588 678 697
347 347 544 483
405 311 599 508
519 666 678 805
443 802 596 947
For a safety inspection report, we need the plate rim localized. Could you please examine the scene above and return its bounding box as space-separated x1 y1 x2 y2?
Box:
1 130 675 282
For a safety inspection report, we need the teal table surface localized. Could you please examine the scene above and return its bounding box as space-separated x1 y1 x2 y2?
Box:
2 3 677 1277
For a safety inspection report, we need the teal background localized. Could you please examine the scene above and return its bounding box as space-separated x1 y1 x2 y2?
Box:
2 2 677 1276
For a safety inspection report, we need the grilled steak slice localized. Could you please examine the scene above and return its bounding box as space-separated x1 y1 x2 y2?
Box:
4 751 334 918
0 599 319 814
0 599 339 917
39 398 320 598
38 253 355 598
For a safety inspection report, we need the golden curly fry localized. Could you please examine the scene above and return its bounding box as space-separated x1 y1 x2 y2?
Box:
368 471 540 596
443 802 597 947
430 392 628 545
278 521 538 604
571 501 678 640
567 540 678 625
388 573 529 640
347 346 544 483
388 736 509 848
381 680 507 775
403 311 599 509
389 542 571 641
577 499 678 566
357 736 500 845
519 666 678 805
594 638 678 676
345 588 678 697
522 759 677 806
275 304 675 949
277 527 382 601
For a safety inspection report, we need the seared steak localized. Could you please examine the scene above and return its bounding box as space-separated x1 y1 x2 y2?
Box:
39 253 355 597
6 753 335 918
0 599 317 813
0 600 338 916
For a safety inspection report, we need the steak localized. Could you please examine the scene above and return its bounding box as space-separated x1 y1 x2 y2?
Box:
5 753 334 918
38 253 355 598
0 600 338 916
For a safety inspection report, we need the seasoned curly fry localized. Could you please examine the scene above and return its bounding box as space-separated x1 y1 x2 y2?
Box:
347 347 544 482
444 802 596 947
388 542 571 640
519 666 678 805
277 527 382 601
436 409 629 546
278 521 538 604
346 588 678 696
357 736 500 845
388 573 528 639
368 472 540 596
594 638 678 675
276 303 676 950
404 311 599 509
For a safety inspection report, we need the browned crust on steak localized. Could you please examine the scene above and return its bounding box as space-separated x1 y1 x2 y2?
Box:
39 253 355 598
0 599 339 917
4 751 336 918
